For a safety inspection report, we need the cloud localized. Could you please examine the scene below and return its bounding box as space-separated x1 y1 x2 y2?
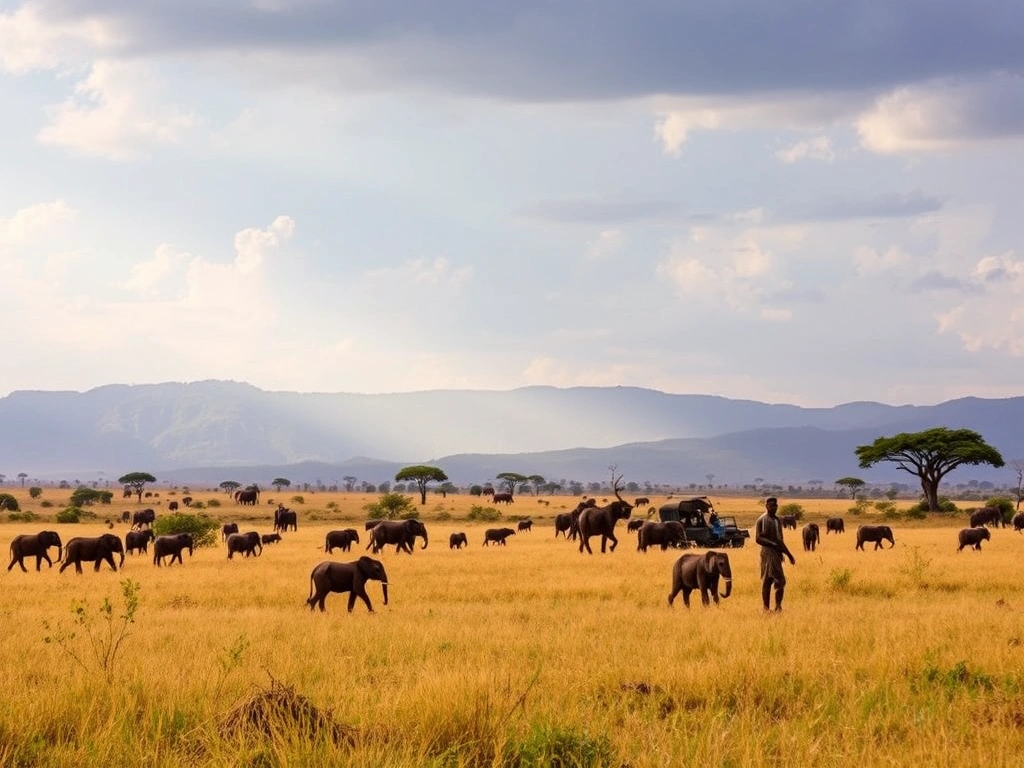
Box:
853 245 911 276
585 230 625 261
37 60 198 159
781 191 945 223
521 196 687 225
119 244 189 296
0 199 77 247
936 252 1024 355
857 74 1024 153
362 256 473 290
775 136 835 163
906 269 978 294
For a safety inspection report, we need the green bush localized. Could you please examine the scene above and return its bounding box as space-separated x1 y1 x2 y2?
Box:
205 498 221 508
40 500 54 508
849 499 870 516
28 486 43 499
56 508 81 523
468 505 502 522
779 503 803 520
153 513 220 549
364 492 417 520
291 495 305 505
908 497 958 514
0 493 20 512
874 501 899 520
69 487 113 507
505 723 613 768
8 511 40 522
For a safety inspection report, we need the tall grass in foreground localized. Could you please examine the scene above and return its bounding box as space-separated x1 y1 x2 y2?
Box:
1 498 1023 766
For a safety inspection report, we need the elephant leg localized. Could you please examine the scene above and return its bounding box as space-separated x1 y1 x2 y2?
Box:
682 588 692 608
349 585 373 613
10 555 26 573
608 532 618 552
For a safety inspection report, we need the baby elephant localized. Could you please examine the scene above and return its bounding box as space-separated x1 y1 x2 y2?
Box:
306 557 389 613
261 532 282 545
957 527 991 552
483 528 516 546
802 523 820 552
669 551 733 608
449 532 468 549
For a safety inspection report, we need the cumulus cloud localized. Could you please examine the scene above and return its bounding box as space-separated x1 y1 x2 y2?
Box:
37 60 197 159
775 135 835 163
586 229 625 261
936 251 1024 355
0 199 78 247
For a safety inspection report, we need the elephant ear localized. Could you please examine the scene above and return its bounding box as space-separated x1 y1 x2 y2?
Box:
704 551 718 571
356 556 376 578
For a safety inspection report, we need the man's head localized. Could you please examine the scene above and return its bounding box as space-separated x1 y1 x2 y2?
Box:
765 497 778 515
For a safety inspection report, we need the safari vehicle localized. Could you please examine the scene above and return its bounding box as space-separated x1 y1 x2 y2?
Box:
658 497 750 548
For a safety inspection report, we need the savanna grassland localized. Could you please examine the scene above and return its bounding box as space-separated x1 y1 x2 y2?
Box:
3 487 1024 767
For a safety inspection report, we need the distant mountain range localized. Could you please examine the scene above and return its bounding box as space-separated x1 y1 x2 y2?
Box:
0 380 1020 486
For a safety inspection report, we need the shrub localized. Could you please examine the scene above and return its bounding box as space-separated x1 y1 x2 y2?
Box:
189 501 206 509
153 513 220 548
364 492 417 520
70 487 112 507
874 501 899 520
40 500 54 508
28 486 43 499
828 568 853 592
505 723 613 768
8 511 40 522
849 499 870 516
908 497 958 514
468 505 502 522
291 495 305 505
779 503 803 520
206 498 221 508
0 493 20 512
56 507 81 523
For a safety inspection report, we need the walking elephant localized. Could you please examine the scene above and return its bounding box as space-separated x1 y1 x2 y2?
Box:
168 501 179 512
221 523 239 541
370 519 428 554
8 530 62 572
780 514 798 530
801 523 820 552
856 525 895 551
234 489 259 506
261 533 282 545
274 507 297 533
59 534 124 574
153 533 194 566
637 521 687 552
1014 512 1024 532
325 529 360 553
577 488 633 554
132 509 156 529
668 551 733 607
449 532 468 549
125 529 155 555
227 531 262 559
627 519 645 533
306 557 389 613
969 507 1003 528
957 527 991 552
554 514 574 539
517 519 533 533
483 528 516 546
826 517 845 534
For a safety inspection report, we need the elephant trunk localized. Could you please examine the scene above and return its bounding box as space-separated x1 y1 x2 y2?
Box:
420 531 428 550
381 581 389 605
118 548 125 568
721 578 732 598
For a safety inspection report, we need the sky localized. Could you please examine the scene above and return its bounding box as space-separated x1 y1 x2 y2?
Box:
1 0 1023 408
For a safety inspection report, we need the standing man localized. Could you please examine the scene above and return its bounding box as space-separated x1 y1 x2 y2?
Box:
755 496 795 612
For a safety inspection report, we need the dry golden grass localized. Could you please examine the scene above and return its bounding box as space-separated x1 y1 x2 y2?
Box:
2 487 1023 766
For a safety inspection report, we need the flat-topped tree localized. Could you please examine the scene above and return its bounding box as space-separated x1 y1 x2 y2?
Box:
118 472 156 503
271 477 291 492
856 428 1004 513
395 465 448 505
219 481 241 495
835 477 866 499
496 472 529 497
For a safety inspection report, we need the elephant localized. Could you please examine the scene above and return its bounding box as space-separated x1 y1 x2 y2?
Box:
370 519 428 554
1014 512 1024 532
801 523 820 552
449 532 468 549
517 519 533 533
483 527 516 546
181 496 193 507
125 529 155 555
234 489 259 506
325 529 360 553
120 511 131 524
168 501 179 512
132 509 156 529
153 533 194 566
856 525 895 551
492 493 514 504
554 514 574 539
222 523 239 541
306 557 389 613
59 534 125 574
780 514 798 530
826 517 845 534
577 492 633 554
227 531 262 559
365 520 384 532
626 519 645 533
633 497 651 508
8 530 62 572
274 507 298 533
969 507 1003 528
262 533 282 545
637 521 687 552
668 551 733 607
957 527 991 552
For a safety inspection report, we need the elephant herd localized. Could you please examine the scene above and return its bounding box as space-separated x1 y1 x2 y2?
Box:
6 530 198 573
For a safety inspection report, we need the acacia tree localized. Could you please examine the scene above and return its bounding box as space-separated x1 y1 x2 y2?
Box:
528 475 545 496
118 472 157 503
219 480 242 495
17 472 28 487
835 477 866 499
395 465 448 505
1010 459 1024 511
271 477 291 493
856 428 1004 512
496 472 530 497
